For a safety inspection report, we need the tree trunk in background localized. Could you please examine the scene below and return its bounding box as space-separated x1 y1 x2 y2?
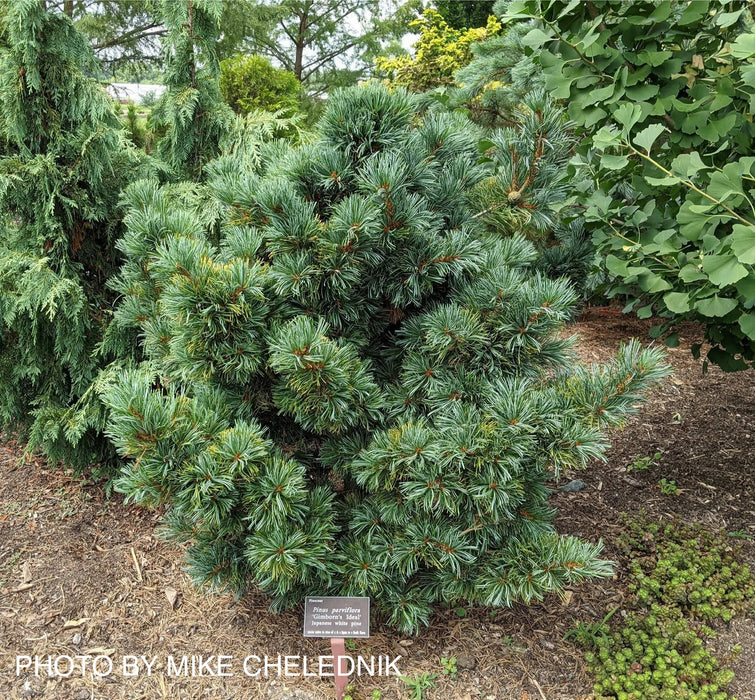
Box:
293 6 308 81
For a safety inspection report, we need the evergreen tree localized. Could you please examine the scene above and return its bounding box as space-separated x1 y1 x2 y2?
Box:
470 91 572 234
534 220 596 298
0 0 144 468
67 0 163 78
104 84 669 632
149 0 233 180
436 0 495 29
372 2 591 292
374 8 502 93
464 90 595 294
455 18 543 128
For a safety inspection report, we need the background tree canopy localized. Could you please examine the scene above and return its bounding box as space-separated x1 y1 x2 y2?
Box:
436 0 495 29
213 0 420 95
41 0 419 86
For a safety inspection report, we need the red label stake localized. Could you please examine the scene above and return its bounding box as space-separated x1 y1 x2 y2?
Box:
331 637 350 699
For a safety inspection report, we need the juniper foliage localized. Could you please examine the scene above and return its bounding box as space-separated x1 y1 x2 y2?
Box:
104 84 669 632
149 0 233 179
0 0 144 468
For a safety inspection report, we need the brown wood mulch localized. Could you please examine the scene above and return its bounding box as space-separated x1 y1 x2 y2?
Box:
0 306 753 699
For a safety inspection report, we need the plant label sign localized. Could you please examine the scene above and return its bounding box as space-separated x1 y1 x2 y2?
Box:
303 596 370 638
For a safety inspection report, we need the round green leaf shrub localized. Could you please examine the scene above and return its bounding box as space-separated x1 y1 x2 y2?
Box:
220 54 300 116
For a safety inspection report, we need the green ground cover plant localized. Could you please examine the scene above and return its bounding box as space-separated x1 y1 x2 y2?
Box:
570 516 755 699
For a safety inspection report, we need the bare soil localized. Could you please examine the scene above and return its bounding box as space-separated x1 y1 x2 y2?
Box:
1 307 753 700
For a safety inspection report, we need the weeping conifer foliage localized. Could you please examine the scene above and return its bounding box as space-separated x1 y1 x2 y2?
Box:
0 0 143 468
149 0 233 180
103 84 669 632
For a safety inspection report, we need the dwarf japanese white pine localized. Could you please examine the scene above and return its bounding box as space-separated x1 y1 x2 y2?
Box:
104 84 669 632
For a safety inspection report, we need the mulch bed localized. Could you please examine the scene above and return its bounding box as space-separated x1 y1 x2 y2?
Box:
1 306 753 700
